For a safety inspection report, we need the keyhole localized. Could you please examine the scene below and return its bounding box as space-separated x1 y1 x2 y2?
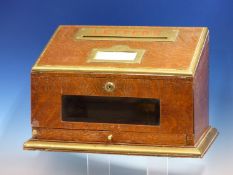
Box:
104 82 115 92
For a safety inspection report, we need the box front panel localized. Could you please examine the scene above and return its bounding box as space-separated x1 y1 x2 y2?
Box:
31 72 194 146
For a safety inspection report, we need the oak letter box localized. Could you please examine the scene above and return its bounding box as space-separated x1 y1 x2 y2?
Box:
24 25 218 157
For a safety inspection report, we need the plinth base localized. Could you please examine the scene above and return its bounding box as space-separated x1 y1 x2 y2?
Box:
24 127 218 158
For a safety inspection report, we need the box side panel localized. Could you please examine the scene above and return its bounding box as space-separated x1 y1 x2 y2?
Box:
31 73 193 146
194 34 209 143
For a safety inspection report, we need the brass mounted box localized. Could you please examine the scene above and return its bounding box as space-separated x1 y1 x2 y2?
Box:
24 25 218 158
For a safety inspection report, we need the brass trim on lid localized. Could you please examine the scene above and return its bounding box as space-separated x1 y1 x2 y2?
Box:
32 27 208 77
75 27 179 42
189 27 209 76
32 66 193 76
87 45 145 64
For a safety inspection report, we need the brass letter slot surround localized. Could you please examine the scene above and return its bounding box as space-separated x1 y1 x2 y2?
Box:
75 27 179 42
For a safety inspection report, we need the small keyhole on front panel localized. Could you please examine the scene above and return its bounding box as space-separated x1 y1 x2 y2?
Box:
104 82 115 92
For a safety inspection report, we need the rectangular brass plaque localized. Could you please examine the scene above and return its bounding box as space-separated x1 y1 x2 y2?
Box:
87 45 145 63
75 27 179 41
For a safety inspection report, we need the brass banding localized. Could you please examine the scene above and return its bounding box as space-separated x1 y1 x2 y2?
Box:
75 27 179 42
32 27 208 77
24 127 218 158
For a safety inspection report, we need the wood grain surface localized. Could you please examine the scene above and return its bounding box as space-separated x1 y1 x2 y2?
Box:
35 26 204 71
30 26 209 147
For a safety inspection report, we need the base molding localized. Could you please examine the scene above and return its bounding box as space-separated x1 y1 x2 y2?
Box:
24 127 218 158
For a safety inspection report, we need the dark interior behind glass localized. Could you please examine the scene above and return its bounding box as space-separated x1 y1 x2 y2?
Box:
62 95 160 126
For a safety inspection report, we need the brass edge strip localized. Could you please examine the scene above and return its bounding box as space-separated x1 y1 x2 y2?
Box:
24 127 218 157
32 65 192 76
32 27 206 76
197 128 218 158
24 140 200 157
62 25 180 30
189 27 209 76
75 28 179 42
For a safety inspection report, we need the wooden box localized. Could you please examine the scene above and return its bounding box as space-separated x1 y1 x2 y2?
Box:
24 25 218 157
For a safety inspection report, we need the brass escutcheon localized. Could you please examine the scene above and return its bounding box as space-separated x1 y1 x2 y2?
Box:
104 82 115 92
107 134 113 141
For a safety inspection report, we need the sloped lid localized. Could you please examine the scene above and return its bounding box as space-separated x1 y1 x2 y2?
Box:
33 25 208 76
